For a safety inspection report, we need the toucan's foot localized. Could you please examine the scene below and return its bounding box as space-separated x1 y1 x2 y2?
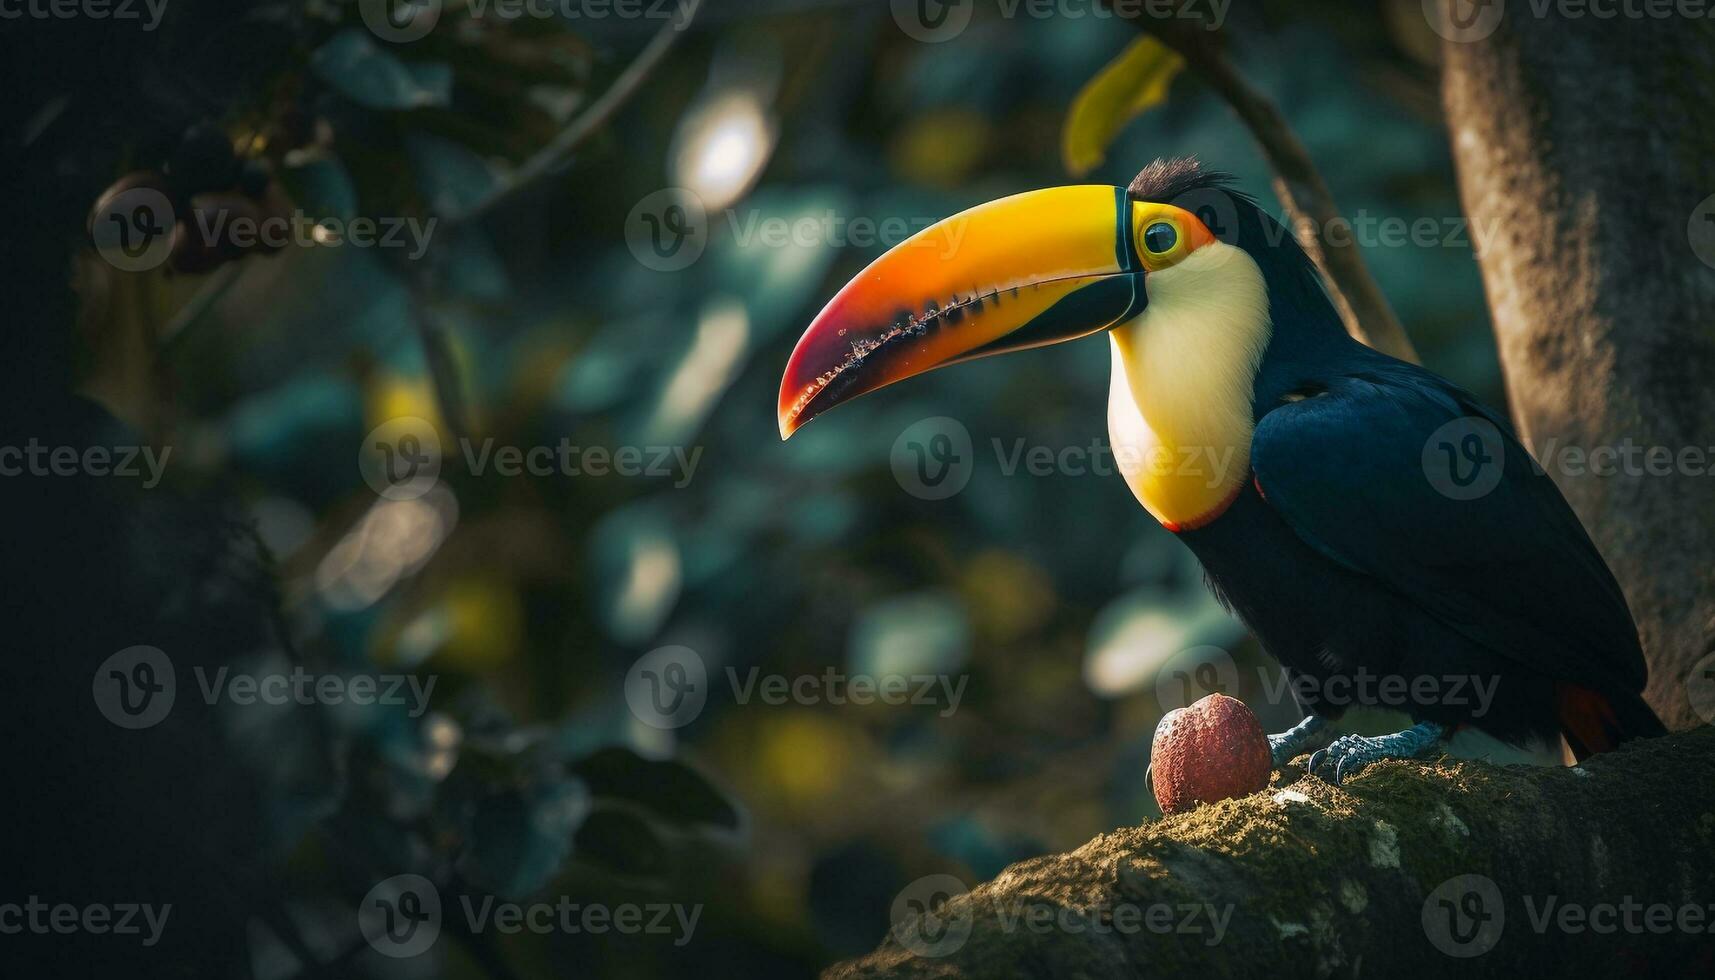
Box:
1307 722 1445 785
1267 715 1328 769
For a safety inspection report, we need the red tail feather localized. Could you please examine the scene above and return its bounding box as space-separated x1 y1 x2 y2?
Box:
1556 682 1665 761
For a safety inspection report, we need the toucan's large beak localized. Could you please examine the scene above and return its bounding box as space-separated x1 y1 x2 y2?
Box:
777 185 1146 439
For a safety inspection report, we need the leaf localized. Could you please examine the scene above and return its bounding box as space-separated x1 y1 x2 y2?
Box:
459 780 589 899
405 133 500 217
310 29 451 111
588 508 681 645
1061 36 1186 178
571 747 740 830
572 807 668 879
848 591 970 679
411 303 472 441
440 230 511 303
278 156 358 222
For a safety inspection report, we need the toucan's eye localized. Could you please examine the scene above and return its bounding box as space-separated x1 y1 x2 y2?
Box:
1143 221 1178 255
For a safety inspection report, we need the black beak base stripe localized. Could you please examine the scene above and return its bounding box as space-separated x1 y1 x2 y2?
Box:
1115 186 1142 274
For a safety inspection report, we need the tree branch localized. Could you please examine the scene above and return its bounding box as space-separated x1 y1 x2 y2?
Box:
1106 7 1419 363
447 0 705 227
829 727 1713 977
419 0 703 437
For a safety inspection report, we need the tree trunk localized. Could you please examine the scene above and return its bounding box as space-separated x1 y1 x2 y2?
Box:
1437 2 1715 729
827 728 1715 978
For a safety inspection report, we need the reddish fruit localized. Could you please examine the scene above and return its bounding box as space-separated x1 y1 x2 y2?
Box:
1150 693 1271 814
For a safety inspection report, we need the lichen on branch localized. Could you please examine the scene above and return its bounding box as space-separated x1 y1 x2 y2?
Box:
829 728 1715 979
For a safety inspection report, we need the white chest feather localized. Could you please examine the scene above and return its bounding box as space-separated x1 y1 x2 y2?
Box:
1106 243 1272 529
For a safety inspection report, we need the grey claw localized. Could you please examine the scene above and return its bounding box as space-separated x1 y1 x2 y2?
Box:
1307 748 1329 775
1335 755 1357 785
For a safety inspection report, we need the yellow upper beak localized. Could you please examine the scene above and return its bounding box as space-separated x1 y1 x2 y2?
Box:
777 185 1147 438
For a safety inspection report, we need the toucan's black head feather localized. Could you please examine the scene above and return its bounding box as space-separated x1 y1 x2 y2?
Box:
1126 157 1257 208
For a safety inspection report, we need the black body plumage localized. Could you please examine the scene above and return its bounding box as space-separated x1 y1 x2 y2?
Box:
1132 160 1664 755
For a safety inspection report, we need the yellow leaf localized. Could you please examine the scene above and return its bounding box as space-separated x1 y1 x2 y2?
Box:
1062 36 1186 178
366 374 442 433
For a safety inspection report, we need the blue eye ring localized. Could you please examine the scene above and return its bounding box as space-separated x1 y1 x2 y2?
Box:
1143 221 1178 255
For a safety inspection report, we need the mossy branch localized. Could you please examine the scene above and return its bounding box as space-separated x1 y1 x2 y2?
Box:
828 727 1715 979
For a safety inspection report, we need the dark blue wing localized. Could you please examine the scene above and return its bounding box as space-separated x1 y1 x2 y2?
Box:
1250 367 1645 693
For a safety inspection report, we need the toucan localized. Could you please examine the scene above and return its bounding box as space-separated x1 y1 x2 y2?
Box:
777 158 1665 782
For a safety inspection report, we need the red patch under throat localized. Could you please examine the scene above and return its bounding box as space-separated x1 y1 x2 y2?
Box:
1556 683 1622 761
1162 480 1246 534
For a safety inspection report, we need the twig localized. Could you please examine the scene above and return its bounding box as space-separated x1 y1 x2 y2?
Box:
407 272 473 441
1105 5 1420 363
157 260 247 349
1188 50 1419 363
447 0 706 227
412 0 703 437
